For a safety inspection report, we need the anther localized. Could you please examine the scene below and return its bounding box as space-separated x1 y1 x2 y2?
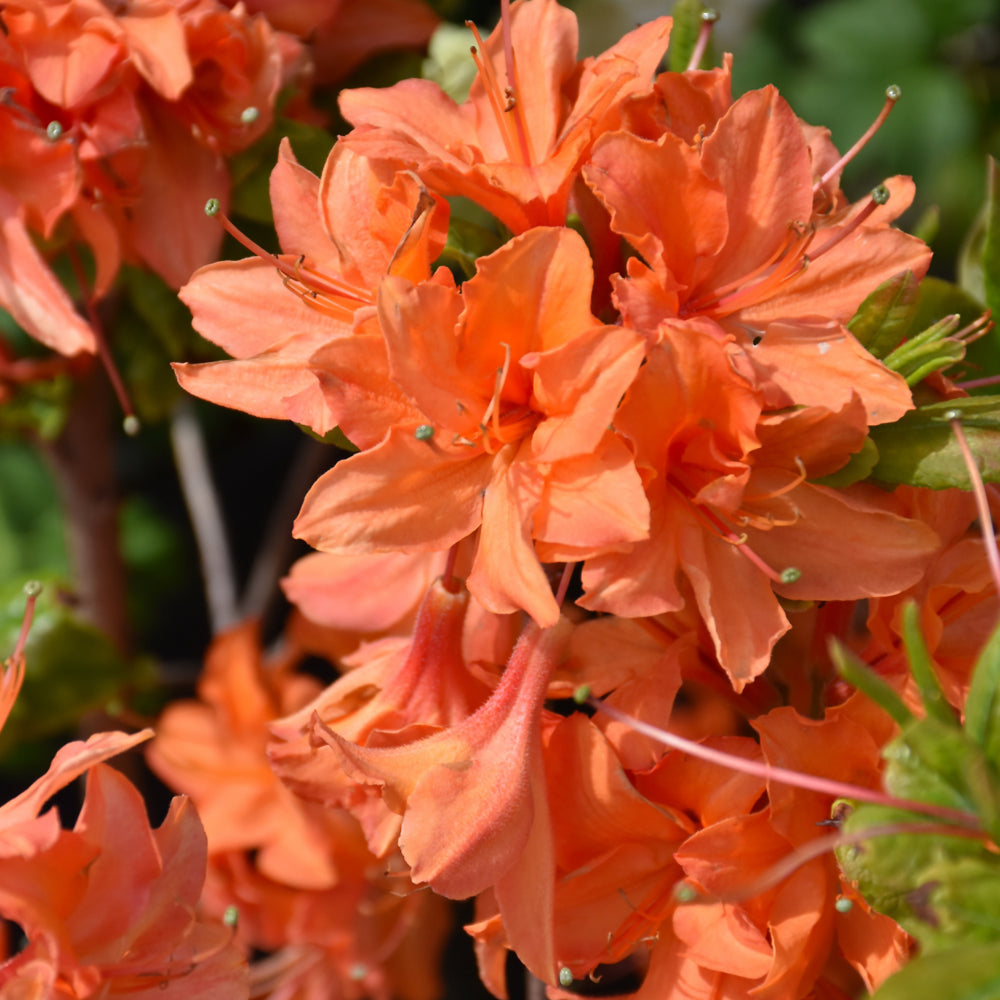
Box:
780 567 802 584
45 121 63 141
814 86 901 192
558 968 573 987
240 107 259 125
415 424 435 441
805 187 890 264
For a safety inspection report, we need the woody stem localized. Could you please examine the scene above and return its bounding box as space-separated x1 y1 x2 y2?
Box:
41 365 130 655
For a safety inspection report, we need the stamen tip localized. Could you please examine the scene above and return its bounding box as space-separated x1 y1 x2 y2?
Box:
674 882 700 904
780 566 802 584
123 415 141 437
205 198 221 217
223 905 239 927
834 897 854 913
871 183 890 206
45 120 63 141
885 83 901 101
558 968 574 987
22 580 42 599
240 106 259 125
701 7 720 22
415 424 435 441
572 684 591 705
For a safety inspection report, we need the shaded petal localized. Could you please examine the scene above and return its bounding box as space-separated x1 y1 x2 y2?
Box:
0 192 96 354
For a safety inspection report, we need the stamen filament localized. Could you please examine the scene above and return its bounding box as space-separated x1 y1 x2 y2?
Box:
66 246 140 433
686 9 719 73
677 821 989 906
588 698 982 828
208 204 372 317
814 85 901 192
805 187 887 263
499 0 536 164
949 413 1000 599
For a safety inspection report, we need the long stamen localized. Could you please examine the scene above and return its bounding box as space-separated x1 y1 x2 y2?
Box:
814 85 901 192
498 0 535 165
685 225 815 319
586 697 982 828
676 820 989 906
686 9 719 73
667 478 798 584
66 246 140 435
467 10 534 166
204 200 371 320
1 581 41 732
949 412 1000 599
805 184 889 263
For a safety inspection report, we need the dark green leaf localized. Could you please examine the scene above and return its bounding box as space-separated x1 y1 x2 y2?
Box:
981 156 1000 323
871 396 1000 488
812 436 879 488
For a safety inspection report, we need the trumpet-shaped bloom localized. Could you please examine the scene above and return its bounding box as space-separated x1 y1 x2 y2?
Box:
294 226 648 625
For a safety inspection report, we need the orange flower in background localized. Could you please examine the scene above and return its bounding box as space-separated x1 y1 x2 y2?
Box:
147 620 339 889
0 0 300 338
1 763 246 999
339 0 671 233
293 225 648 625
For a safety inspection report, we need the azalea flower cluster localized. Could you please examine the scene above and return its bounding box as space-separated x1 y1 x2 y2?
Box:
0 0 299 357
2 0 998 998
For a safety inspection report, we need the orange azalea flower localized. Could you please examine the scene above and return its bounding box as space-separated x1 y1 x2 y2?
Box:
301 616 569 937
176 139 450 433
204 846 452 1000
577 323 938 686
584 86 931 340
293 225 648 625
0 0 298 309
1 763 247 999
147 620 342 889
269 577 494 859
338 0 671 233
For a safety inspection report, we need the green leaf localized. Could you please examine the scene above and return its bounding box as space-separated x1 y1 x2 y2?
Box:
0 579 134 749
981 156 1000 323
812 436 879 488
872 941 1000 1000
829 639 911 726
422 23 478 103
901 602 955 726
871 396 1000 488
847 270 920 359
963 621 1000 756
668 0 706 72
